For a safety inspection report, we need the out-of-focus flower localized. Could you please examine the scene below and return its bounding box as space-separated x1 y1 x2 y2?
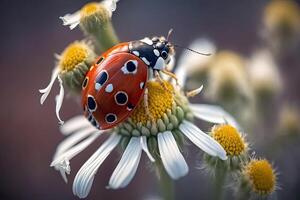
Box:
175 38 216 88
50 79 240 198
60 0 119 52
278 104 300 137
206 51 252 104
39 41 96 124
248 49 282 102
237 158 278 198
263 0 300 53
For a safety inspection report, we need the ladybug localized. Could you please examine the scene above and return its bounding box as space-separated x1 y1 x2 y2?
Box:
81 34 177 130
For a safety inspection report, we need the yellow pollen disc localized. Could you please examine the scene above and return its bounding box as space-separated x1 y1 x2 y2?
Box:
265 0 300 29
59 42 88 72
245 159 276 195
81 2 99 16
212 124 245 156
130 80 174 125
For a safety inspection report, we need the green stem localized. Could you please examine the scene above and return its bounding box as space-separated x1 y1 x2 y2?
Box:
213 162 227 200
156 160 174 200
89 21 119 53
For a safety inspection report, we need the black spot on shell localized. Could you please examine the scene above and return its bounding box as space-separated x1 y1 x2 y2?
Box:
115 92 128 105
87 95 97 111
126 61 136 72
106 114 117 123
96 71 108 86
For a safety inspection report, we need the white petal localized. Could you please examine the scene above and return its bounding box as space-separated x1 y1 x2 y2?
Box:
57 160 70 183
55 76 65 125
53 126 101 160
108 137 142 189
72 133 121 199
102 0 119 16
59 11 81 30
175 38 216 87
60 115 92 135
157 131 188 180
39 67 59 104
190 104 240 130
51 132 101 183
140 136 155 162
179 120 227 160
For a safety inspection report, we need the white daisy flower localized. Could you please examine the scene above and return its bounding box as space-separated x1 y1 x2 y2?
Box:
39 41 96 124
175 38 216 86
50 77 239 198
60 0 119 30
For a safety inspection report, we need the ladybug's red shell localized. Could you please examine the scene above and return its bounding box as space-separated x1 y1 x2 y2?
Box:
82 43 148 130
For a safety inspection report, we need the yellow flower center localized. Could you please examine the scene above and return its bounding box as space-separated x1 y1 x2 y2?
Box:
265 0 300 30
81 2 99 16
130 80 174 125
59 42 88 72
212 124 245 156
80 2 110 23
245 159 276 195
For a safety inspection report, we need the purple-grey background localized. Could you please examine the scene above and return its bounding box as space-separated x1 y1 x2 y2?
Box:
1 0 300 199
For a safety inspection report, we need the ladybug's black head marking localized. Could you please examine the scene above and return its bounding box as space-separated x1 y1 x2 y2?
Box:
129 36 175 71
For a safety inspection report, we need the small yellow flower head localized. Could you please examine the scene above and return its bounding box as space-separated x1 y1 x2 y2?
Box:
279 104 300 137
60 0 119 52
211 124 246 157
80 2 111 32
58 41 96 91
203 124 247 173
263 0 300 53
206 51 251 103
264 0 300 36
243 159 277 196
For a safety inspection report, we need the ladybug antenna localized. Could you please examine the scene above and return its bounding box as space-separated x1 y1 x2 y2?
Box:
173 44 211 56
166 28 173 41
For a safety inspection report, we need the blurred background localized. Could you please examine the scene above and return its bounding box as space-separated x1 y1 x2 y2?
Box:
0 0 300 199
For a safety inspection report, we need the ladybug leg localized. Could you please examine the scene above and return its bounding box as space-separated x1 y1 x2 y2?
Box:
162 69 179 86
144 88 155 122
154 71 174 94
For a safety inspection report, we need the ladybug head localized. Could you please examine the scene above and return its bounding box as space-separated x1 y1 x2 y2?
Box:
150 36 175 68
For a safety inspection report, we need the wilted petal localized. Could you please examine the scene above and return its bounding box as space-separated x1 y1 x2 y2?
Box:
54 126 99 159
102 0 119 16
39 67 59 104
60 11 81 30
51 132 101 183
55 76 65 125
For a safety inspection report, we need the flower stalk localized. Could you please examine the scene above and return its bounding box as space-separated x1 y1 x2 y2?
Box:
213 161 227 200
156 158 175 200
